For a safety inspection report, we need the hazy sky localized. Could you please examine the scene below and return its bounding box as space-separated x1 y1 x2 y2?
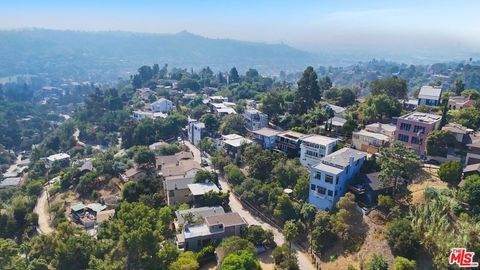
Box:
2 0 480 53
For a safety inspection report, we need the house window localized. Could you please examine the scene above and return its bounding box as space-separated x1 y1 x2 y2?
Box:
311 184 316 191
315 172 321 179
400 123 411 131
325 175 333 184
413 125 425 133
169 190 175 197
327 190 333 196
398 134 409 142
335 176 339 184
346 166 350 174
334 190 338 196
411 137 420 144
317 186 326 194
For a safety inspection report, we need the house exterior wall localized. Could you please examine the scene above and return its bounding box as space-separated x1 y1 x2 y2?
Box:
167 188 192 205
394 118 440 156
188 122 204 146
184 224 246 251
418 98 440 106
252 134 277 149
308 157 365 210
352 133 388 153
151 99 174 113
466 146 480 165
300 141 337 167
276 137 301 156
243 111 268 131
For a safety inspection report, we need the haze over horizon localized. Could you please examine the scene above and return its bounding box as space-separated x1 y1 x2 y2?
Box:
2 0 480 60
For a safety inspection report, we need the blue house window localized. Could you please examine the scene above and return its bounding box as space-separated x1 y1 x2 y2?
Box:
400 123 411 131
398 134 409 142
317 186 326 194
413 125 425 133
327 190 333 196
325 175 333 184
311 184 316 191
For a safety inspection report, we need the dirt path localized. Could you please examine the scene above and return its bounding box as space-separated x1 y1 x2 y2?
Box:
34 186 54 234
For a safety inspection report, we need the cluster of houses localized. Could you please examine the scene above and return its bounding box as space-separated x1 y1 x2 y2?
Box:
120 146 248 251
131 88 176 121
185 88 480 211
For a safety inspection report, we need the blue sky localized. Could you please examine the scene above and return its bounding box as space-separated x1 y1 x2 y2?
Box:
2 0 480 53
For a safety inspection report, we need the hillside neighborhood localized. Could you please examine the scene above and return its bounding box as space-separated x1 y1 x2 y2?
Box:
1 59 480 270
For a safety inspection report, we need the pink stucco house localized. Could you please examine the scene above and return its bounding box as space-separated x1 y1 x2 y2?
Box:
394 112 442 156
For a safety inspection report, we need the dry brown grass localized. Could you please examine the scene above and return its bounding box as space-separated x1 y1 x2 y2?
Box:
408 167 448 205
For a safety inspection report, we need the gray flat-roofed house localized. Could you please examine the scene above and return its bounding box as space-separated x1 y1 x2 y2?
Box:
175 206 225 225
176 212 247 251
0 177 21 189
188 182 221 206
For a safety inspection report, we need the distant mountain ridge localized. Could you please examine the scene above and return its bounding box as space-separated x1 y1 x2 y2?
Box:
0 29 319 80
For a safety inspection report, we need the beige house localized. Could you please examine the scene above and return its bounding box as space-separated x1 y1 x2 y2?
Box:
120 167 146 182
352 130 390 154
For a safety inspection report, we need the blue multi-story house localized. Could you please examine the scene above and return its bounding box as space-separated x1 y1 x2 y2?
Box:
309 148 367 210
250 127 281 149
417 85 442 106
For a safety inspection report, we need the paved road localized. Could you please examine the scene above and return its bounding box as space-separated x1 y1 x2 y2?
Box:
34 186 54 234
184 141 315 270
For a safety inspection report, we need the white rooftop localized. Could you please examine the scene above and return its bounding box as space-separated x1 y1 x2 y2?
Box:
188 182 220 196
251 127 282 137
47 153 70 162
313 162 344 175
216 107 237 114
302 134 338 146
418 86 442 100
224 137 253 148
353 130 390 141
365 122 397 133
399 112 441 124
320 148 367 167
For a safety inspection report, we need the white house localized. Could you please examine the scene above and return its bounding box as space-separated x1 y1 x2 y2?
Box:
132 110 167 121
417 86 442 106
365 122 397 139
243 109 268 131
151 98 174 113
44 153 70 167
300 135 338 167
309 148 366 210
188 120 206 146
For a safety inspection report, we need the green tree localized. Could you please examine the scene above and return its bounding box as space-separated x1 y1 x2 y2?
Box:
386 218 419 258
365 254 389 270
216 236 255 263
283 220 300 247
197 137 216 155
260 92 285 121
331 192 362 240
460 175 480 214
392 257 417 270
311 211 336 253
219 250 261 270
0 238 20 269
229 67 240 84
272 159 308 188
451 107 480 130
438 160 463 186
170 251 199 270
300 203 317 252
220 114 247 136
133 148 155 168
454 79 465 96
274 194 297 222
425 130 456 157
379 142 420 196
194 170 218 185
377 195 394 213
272 244 299 270
370 76 407 99
358 94 402 122
293 66 320 114
200 113 220 134
223 164 245 185
241 225 274 246
293 175 309 202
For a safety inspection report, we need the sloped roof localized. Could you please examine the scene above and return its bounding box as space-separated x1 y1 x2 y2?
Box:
418 86 442 100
